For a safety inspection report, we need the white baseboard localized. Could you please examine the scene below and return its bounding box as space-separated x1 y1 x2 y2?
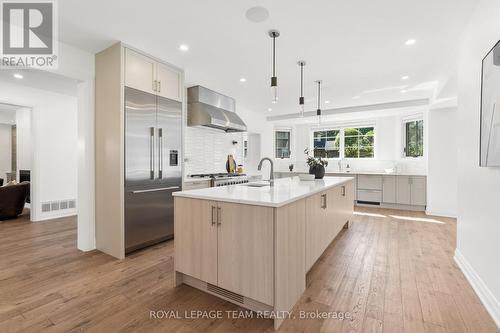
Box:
454 249 500 329
425 209 457 218
33 211 77 222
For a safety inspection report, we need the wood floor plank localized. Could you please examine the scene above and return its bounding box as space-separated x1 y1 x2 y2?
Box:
0 208 498 332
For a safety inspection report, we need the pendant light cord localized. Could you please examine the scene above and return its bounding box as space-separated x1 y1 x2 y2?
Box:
272 35 276 77
317 81 321 110
300 63 304 97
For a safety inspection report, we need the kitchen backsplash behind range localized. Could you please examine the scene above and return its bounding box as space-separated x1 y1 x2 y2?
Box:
184 126 245 175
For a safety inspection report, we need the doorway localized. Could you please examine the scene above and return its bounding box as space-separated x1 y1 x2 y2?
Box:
0 103 33 221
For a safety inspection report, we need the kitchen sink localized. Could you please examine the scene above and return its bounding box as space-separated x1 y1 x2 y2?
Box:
243 182 269 187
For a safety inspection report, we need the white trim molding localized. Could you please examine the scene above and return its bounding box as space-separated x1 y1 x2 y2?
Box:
454 249 500 329
425 209 457 219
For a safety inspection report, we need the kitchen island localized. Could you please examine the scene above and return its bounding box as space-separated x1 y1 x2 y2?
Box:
173 176 355 329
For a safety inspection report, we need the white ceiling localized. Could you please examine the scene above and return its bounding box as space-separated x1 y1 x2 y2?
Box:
0 69 79 96
59 0 477 116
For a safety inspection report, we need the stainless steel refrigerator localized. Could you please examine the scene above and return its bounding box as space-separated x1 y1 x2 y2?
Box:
124 87 182 253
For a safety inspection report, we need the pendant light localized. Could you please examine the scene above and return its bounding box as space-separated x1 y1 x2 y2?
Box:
297 61 306 117
268 29 280 103
316 80 322 124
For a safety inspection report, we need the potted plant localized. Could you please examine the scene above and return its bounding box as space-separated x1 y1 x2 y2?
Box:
304 148 328 179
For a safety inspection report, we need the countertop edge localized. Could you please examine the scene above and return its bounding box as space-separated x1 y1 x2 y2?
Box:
276 171 427 177
173 177 355 208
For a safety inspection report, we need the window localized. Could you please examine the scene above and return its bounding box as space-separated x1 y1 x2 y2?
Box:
311 126 375 159
344 127 375 158
313 130 340 158
275 130 291 158
403 119 423 157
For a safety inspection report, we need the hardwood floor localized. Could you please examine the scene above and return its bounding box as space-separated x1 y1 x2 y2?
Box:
0 207 497 332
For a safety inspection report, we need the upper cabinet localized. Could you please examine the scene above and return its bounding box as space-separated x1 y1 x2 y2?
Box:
125 49 156 95
125 48 182 102
156 63 182 101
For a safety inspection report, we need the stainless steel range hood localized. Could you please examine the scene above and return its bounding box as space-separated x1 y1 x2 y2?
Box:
187 85 247 132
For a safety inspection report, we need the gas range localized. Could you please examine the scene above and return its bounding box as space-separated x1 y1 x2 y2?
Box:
189 173 249 187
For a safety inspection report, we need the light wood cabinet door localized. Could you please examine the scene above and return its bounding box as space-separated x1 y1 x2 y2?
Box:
125 48 156 95
305 192 326 271
344 180 355 223
326 186 342 241
382 175 397 203
156 63 182 102
306 191 331 271
174 198 218 285
410 176 427 206
396 176 411 205
216 202 274 305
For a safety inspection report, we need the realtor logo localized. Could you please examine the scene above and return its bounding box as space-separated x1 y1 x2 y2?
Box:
1 0 58 68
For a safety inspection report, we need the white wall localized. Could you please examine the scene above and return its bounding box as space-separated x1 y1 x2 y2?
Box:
0 81 78 221
15 108 32 178
271 111 428 174
0 124 12 180
455 0 500 328
51 41 96 251
427 106 458 217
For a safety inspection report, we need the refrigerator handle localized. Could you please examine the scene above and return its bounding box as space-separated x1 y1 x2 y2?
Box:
158 128 163 179
150 127 155 179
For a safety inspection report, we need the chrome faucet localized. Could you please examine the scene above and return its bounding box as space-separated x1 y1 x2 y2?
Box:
258 157 274 186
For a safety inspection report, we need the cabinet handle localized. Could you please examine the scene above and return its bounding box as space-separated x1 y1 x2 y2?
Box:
211 206 217 226
217 207 221 226
321 194 327 209
152 80 157 92
341 186 346 197
158 80 161 93
158 128 163 179
149 127 154 179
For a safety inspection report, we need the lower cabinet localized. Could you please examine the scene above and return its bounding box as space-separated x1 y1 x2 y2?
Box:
174 198 218 285
305 181 354 272
305 192 327 271
174 197 274 305
396 176 411 204
217 202 274 305
175 180 355 330
396 176 426 206
382 175 397 203
410 176 427 206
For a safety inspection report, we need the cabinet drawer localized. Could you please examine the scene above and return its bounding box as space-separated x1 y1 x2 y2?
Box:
357 189 382 203
357 175 383 190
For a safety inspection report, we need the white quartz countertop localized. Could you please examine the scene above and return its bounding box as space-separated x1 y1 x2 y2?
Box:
173 176 354 208
277 170 427 177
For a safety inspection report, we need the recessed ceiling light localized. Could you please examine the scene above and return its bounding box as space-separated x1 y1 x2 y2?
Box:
179 44 189 52
401 89 408 93
245 6 269 23
239 77 247 82
13 73 23 79
401 75 409 80
405 39 417 46
324 100 330 104
352 95 360 99
268 108 272 112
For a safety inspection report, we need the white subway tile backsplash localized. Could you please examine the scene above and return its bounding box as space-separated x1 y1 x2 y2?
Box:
184 127 244 175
